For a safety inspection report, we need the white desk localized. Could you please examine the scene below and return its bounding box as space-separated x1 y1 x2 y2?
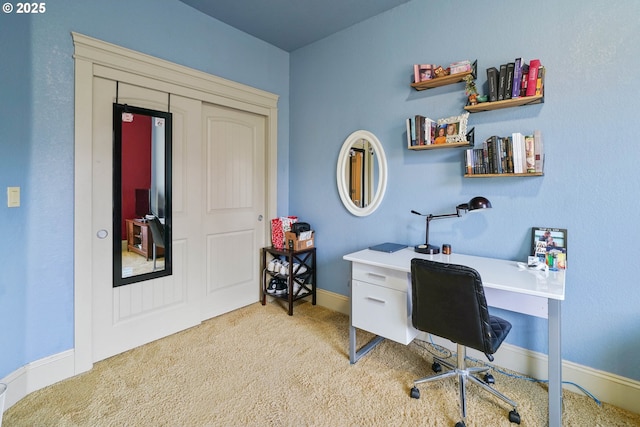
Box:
344 248 566 427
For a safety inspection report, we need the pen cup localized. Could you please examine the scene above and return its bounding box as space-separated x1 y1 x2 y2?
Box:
442 244 451 255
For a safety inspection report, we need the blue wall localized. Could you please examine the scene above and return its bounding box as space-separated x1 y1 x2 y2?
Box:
290 0 640 380
0 0 290 378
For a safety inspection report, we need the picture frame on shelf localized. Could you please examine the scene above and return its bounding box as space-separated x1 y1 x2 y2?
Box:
438 112 469 143
531 227 567 269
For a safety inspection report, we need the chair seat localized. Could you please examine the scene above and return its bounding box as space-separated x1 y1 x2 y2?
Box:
488 315 512 354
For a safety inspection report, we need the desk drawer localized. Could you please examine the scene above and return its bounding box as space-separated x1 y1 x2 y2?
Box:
352 279 417 345
352 263 408 292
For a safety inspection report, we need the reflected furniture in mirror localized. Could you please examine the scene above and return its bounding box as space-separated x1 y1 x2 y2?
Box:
336 130 388 216
126 218 155 260
113 103 172 286
146 215 166 271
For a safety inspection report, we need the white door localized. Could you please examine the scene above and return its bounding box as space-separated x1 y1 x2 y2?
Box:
73 33 278 373
200 102 266 319
91 79 201 362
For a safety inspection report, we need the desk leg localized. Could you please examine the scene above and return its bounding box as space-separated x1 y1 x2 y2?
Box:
349 324 385 364
548 299 562 427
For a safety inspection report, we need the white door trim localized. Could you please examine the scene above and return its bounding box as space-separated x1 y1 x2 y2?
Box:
73 32 278 375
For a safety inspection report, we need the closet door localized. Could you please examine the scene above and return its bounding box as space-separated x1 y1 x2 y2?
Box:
91 79 202 362
199 102 266 319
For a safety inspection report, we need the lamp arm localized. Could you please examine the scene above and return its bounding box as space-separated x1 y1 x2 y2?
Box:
425 210 462 245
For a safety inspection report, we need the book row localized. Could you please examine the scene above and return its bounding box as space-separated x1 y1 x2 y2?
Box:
486 58 544 102
464 130 543 175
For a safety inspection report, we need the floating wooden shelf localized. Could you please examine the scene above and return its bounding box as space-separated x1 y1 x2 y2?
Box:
408 128 474 150
411 60 477 91
464 172 544 178
464 94 544 112
409 141 472 151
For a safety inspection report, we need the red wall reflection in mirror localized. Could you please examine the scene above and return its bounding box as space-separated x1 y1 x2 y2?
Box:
120 114 152 239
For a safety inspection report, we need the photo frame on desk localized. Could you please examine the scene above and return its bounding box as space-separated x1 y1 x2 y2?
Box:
531 227 567 269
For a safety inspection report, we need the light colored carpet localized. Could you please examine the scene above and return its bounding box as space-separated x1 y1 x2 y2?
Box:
122 250 165 277
4 301 640 426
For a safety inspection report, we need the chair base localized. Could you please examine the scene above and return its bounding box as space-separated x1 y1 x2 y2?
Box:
410 343 520 426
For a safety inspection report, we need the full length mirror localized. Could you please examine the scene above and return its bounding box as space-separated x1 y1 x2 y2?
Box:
336 130 388 216
113 103 172 287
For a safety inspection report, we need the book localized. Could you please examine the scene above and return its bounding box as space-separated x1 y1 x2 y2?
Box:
534 130 544 173
504 136 514 173
498 63 507 101
484 135 501 173
369 242 407 253
511 132 525 173
511 58 524 99
524 134 535 172
465 149 474 175
519 64 529 97
505 62 515 100
486 67 498 102
406 117 415 147
415 115 424 145
526 59 541 96
536 66 545 96
424 117 436 145
531 227 567 269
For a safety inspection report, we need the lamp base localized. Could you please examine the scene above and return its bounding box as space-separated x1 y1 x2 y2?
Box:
414 244 440 255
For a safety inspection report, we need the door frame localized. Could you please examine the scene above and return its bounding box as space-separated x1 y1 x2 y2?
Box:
73 32 278 374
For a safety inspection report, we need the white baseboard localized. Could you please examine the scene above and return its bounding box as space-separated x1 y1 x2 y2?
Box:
3 291 638 416
317 288 640 415
1 349 75 411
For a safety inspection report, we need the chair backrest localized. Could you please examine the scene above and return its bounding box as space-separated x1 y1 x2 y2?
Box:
410 258 496 357
147 216 165 249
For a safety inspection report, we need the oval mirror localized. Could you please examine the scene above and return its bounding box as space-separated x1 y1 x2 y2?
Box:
336 130 388 216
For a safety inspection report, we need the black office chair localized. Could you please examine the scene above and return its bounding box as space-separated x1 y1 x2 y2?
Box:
146 216 165 271
409 258 520 427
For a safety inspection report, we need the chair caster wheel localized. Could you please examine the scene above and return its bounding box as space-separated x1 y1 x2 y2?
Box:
455 422 466 427
410 386 420 399
484 373 495 384
432 362 442 373
509 409 521 424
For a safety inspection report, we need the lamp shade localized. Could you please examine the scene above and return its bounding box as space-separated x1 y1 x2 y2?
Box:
467 196 492 211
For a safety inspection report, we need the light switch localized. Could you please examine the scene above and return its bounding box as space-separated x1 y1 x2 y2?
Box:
7 186 20 207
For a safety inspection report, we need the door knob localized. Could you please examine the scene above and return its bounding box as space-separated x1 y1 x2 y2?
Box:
96 229 108 239
258 215 263 221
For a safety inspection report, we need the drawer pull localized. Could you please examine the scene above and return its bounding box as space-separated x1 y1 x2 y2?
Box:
366 296 386 304
367 273 386 281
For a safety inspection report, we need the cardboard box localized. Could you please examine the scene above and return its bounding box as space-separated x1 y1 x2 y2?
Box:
285 231 314 251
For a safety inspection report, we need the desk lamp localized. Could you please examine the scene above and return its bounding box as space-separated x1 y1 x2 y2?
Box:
411 196 492 254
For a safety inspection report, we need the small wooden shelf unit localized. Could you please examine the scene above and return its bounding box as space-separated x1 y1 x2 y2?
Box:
261 246 316 316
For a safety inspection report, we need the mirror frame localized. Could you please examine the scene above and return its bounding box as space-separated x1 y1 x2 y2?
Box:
336 130 388 216
113 103 173 287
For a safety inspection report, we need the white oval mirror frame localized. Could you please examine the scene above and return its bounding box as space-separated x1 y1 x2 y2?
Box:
336 130 388 216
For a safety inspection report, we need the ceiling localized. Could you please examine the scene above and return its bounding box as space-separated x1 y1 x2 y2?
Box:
178 0 411 52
